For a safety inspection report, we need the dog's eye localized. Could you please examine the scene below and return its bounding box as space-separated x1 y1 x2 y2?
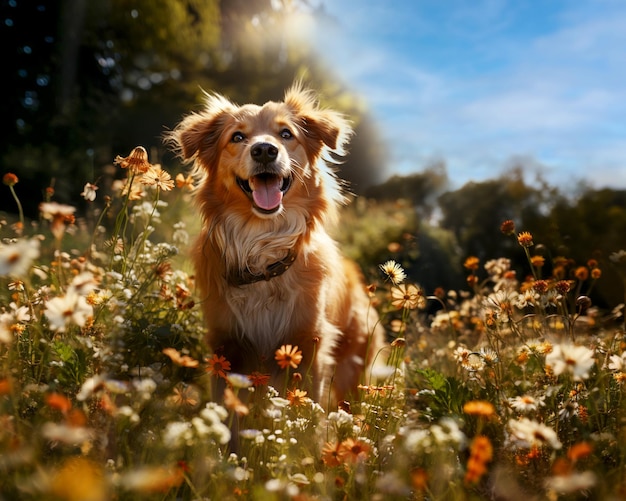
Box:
280 128 293 140
231 131 245 143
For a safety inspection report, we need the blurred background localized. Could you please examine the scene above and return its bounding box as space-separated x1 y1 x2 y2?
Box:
2 0 625 309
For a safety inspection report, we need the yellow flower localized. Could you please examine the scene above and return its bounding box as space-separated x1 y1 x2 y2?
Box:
50 457 107 501
517 231 534 248
275 344 303 369
390 283 425 310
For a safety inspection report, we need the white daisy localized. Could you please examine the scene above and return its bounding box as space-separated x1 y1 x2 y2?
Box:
0 238 40 277
546 343 595 381
507 418 561 450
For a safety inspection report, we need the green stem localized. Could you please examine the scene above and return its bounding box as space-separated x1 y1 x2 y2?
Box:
126 187 161 277
86 200 111 259
109 172 136 271
9 185 24 231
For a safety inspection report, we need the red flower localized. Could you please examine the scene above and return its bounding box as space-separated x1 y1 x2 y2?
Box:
206 354 231 378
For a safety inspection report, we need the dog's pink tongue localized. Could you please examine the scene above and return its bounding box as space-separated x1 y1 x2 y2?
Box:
250 176 283 211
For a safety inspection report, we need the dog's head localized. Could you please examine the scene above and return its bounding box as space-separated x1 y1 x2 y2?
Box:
169 84 352 219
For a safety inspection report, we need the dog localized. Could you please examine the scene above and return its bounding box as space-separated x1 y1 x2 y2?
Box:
169 84 386 405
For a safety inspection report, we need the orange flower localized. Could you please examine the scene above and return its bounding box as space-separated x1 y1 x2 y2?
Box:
530 255 545 268
287 388 309 406
2 173 19 186
500 220 516 235
141 165 175 191
517 231 534 248
206 354 231 378
248 371 270 387
66 408 87 427
532 279 549 294
162 347 199 368
0 378 12 395
411 467 429 491
463 400 495 418
46 392 72 414
464 435 493 484
175 173 195 190
574 266 589 281
464 256 480 271
275 344 303 370
114 146 151 174
169 383 200 408
358 384 394 397
339 438 371 463
321 441 342 467
554 280 573 295
567 441 593 462
223 388 249 416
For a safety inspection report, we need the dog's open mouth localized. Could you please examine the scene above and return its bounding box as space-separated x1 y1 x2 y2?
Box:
237 173 292 214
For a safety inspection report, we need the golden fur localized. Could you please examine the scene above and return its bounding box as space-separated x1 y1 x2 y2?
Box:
169 85 386 404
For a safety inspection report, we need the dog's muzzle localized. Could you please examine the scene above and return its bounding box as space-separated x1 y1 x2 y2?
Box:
237 142 292 214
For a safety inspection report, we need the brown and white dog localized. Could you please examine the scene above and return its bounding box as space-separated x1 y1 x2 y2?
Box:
169 84 386 405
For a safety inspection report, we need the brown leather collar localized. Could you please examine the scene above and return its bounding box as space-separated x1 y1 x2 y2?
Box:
228 244 299 287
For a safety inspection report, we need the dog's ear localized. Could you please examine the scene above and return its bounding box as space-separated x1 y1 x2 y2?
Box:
284 85 353 158
168 93 235 171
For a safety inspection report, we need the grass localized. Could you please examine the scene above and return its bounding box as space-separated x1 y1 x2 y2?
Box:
0 147 625 500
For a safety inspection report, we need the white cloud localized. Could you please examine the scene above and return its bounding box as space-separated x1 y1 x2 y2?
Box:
313 0 626 190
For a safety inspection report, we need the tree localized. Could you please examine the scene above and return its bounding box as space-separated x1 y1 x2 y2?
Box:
437 168 556 263
546 188 626 308
365 161 449 219
2 0 384 218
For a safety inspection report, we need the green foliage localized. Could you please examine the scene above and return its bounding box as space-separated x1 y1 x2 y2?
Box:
410 367 473 420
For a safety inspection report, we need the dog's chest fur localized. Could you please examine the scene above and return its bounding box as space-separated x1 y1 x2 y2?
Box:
224 273 305 357
211 210 325 357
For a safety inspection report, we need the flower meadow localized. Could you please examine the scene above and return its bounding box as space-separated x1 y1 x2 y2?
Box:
1 147 626 500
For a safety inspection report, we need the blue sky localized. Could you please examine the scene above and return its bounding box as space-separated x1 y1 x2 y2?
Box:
305 0 626 190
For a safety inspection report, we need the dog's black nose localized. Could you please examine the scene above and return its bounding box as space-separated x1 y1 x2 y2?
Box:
251 142 279 164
